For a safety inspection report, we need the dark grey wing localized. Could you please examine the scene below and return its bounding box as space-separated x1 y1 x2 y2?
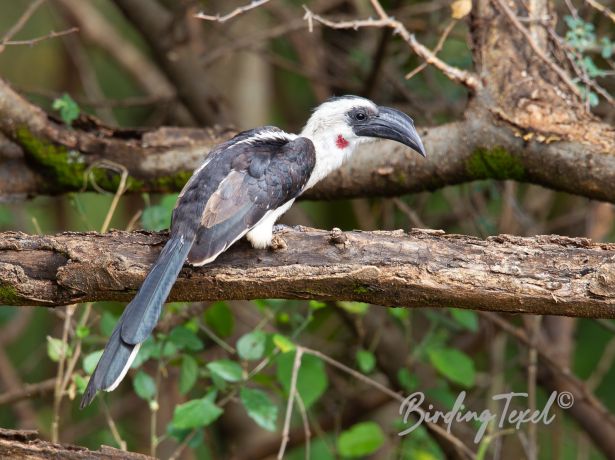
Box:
170 133 315 265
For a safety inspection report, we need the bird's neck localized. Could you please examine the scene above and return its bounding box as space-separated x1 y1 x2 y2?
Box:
300 124 358 190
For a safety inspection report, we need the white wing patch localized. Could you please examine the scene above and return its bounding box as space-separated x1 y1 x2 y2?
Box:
235 130 296 146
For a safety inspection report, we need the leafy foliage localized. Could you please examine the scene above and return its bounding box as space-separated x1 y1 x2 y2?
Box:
276 351 328 409
240 387 278 431
52 93 80 125
337 422 385 457
563 15 612 106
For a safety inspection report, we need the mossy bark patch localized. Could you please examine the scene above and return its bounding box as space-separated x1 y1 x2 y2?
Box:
0 283 20 305
14 126 193 194
15 126 86 192
466 147 525 181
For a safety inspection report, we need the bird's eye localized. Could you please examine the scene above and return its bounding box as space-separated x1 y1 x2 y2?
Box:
355 111 367 121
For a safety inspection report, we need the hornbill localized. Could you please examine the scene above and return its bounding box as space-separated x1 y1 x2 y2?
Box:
81 95 425 408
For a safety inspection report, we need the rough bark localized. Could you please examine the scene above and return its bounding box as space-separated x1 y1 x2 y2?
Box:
0 227 613 317
0 428 153 459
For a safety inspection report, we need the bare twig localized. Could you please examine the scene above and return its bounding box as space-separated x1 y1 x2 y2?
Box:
405 19 457 80
2 27 79 48
526 315 542 460
195 0 271 23
584 0 615 23
586 335 615 391
295 395 310 460
301 346 476 458
51 304 75 442
101 400 127 451
392 197 426 228
302 4 481 90
0 0 45 51
278 348 303 460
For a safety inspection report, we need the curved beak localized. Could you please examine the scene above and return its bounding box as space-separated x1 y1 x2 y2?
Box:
355 106 426 157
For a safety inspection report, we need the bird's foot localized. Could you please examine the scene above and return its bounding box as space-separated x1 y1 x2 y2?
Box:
270 234 287 250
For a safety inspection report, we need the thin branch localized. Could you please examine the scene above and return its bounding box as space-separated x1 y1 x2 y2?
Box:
302 5 482 90
101 400 128 451
0 0 45 51
302 346 476 458
278 348 303 459
405 19 457 80
584 0 615 23
195 0 271 23
2 27 79 48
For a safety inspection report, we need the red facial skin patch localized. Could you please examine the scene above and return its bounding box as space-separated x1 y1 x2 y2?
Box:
336 134 349 149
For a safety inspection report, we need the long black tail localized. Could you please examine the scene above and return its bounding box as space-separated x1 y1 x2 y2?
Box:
80 235 193 408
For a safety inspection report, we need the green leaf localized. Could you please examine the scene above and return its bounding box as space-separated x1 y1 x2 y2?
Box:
150 340 179 359
46 336 71 362
169 326 203 351
133 371 157 400
308 300 327 310
237 331 267 361
83 350 104 375
356 349 376 374
204 301 234 337
449 308 478 332
207 359 243 382
179 355 198 395
76 325 90 339
140 194 178 231
240 387 278 431
73 374 87 395
99 311 117 337
276 351 327 408
388 307 409 320
337 422 385 457
601 37 613 59
272 334 295 353
52 93 80 125
427 348 475 388
337 301 370 315
397 368 419 392
171 397 223 430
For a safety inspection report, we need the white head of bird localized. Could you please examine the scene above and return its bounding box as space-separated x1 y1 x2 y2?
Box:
300 95 425 187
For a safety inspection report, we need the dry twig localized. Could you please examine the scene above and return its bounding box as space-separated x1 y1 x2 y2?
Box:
302 1 481 90
585 0 615 23
195 0 271 23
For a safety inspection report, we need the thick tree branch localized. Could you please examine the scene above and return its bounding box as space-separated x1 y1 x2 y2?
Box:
0 73 614 203
0 428 152 459
0 227 613 317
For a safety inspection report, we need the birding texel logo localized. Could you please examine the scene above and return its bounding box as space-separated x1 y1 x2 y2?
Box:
398 390 574 443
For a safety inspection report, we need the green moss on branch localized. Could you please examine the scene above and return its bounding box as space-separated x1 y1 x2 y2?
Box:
0 284 20 305
466 146 525 181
